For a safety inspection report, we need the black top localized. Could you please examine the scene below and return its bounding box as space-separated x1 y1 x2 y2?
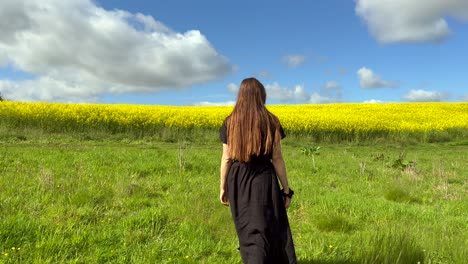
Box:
218 118 297 263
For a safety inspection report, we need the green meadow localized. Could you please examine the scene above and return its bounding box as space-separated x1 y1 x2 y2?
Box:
0 128 467 263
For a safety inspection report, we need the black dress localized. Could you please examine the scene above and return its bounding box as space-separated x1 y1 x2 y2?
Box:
220 121 297 264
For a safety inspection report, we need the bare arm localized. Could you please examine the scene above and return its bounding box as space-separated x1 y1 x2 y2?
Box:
272 142 292 208
220 144 232 206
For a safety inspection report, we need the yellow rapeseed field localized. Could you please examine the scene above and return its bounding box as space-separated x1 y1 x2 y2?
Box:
0 101 467 135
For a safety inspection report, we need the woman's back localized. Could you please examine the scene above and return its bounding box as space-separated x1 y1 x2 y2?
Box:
219 78 297 264
223 78 282 163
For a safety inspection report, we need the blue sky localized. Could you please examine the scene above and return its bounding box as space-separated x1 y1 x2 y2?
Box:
0 0 467 105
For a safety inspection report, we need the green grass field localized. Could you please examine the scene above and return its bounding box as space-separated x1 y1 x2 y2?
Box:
0 129 467 263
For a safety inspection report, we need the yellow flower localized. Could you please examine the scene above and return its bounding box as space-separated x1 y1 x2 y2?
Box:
1 101 467 135
4 253 8 257
11 247 15 250
184 255 189 259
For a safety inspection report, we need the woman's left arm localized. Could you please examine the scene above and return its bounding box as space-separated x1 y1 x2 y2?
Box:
220 144 231 206
272 141 292 208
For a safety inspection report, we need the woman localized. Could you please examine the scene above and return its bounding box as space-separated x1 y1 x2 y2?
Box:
219 77 297 264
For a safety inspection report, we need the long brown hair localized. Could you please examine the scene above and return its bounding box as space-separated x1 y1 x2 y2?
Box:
226 78 281 162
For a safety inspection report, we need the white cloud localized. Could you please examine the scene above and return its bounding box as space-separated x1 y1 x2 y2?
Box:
0 54 7 67
282 55 307 68
194 101 235 106
309 92 333 104
225 80 340 104
357 67 396 89
364 99 385 103
0 77 103 102
265 83 310 102
228 81 310 102
321 81 342 102
264 82 339 104
461 94 468 102
254 70 273 79
324 81 341 90
402 89 448 102
227 83 238 93
0 0 233 102
355 0 468 43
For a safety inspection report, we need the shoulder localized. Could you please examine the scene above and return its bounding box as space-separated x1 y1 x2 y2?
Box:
221 117 230 131
219 117 229 143
279 123 286 139
267 112 286 139
268 112 282 128
266 112 279 123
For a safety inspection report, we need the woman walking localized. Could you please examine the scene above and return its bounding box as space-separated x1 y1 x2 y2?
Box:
219 78 297 264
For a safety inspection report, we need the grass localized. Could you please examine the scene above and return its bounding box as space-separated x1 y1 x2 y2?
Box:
0 128 467 263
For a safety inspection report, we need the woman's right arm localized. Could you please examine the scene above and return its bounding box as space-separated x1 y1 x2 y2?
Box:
272 142 292 208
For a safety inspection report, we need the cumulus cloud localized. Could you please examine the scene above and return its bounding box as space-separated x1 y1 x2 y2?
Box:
254 70 273 79
194 101 235 106
324 81 340 90
321 81 342 102
267 82 340 104
265 83 310 102
357 67 397 89
225 81 339 104
355 0 468 43
309 92 334 104
0 78 101 102
282 55 307 68
227 83 238 93
364 99 385 103
0 54 7 67
0 0 233 102
402 89 448 102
